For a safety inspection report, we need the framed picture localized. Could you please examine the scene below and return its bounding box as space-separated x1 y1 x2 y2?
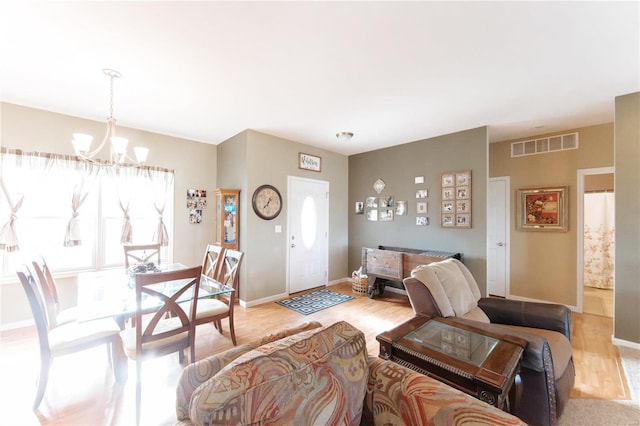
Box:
456 171 471 186
396 200 407 216
456 200 470 213
416 189 428 199
366 196 378 208
441 201 453 213
355 201 364 214
441 173 454 187
456 186 470 200
417 201 427 214
416 216 429 226
298 152 321 172
442 188 455 200
517 186 568 231
442 214 454 227
380 195 393 207
380 209 394 221
367 209 378 221
456 213 471 227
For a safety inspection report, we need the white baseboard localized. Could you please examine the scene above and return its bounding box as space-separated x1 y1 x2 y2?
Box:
0 319 33 332
612 336 640 350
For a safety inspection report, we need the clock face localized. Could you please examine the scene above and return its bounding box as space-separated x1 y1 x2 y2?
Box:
252 185 282 220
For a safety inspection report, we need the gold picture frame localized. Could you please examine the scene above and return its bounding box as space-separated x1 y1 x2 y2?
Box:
517 186 568 231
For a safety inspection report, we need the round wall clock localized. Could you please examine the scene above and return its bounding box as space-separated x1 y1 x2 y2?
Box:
252 184 283 220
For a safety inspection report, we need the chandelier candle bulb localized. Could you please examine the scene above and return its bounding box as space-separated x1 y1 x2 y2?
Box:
110 137 129 155
134 147 149 163
72 133 93 154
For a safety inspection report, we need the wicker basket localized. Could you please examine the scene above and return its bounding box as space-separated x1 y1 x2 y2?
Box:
351 274 368 295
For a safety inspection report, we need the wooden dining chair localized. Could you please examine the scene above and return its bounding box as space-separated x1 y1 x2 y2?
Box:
16 265 125 410
123 242 161 268
188 249 243 345
118 265 202 425
202 244 225 280
31 256 78 327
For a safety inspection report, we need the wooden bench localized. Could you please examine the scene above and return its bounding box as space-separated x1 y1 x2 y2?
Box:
361 246 462 298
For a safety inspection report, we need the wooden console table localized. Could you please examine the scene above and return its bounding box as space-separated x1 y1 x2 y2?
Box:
377 315 526 411
361 246 462 298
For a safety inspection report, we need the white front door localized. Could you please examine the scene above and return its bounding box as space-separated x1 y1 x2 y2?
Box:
487 177 510 297
287 176 329 294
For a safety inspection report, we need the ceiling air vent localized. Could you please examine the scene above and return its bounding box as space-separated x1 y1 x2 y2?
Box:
511 132 579 158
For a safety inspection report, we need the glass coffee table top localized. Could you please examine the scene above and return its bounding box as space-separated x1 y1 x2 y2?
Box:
405 320 498 366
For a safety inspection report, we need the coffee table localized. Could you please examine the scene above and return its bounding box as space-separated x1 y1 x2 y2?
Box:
377 315 526 411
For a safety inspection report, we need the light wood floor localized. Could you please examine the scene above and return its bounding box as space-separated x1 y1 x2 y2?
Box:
583 286 614 318
0 281 630 426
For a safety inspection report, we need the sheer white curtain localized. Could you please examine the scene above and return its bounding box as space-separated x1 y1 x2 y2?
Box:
61 159 99 247
0 150 53 252
147 167 174 246
584 192 615 289
108 166 146 244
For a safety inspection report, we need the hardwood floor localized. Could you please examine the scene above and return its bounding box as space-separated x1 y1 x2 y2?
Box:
0 281 630 425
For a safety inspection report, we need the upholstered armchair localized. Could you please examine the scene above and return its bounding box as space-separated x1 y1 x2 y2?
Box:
404 258 575 426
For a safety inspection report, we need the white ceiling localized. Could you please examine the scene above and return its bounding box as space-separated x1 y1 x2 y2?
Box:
1 1 638 156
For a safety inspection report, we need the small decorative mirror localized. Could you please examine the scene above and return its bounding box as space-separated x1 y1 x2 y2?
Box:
373 179 386 194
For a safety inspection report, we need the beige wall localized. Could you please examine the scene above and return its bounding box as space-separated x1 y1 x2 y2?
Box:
216 130 350 304
348 127 489 293
584 173 614 192
489 123 614 306
0 102 217 326
614 92 640 344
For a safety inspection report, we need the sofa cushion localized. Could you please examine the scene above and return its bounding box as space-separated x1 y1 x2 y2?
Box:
188 321 368 426
412 258 481 318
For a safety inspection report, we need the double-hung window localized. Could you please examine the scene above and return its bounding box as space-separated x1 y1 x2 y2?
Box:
0 149 174 278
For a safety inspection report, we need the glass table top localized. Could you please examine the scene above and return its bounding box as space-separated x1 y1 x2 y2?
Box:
404 319 498 366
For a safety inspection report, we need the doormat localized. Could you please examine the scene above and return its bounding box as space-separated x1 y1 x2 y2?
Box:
276 289 354 315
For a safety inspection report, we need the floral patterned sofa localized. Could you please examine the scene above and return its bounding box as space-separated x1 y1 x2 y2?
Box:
176 321 526 426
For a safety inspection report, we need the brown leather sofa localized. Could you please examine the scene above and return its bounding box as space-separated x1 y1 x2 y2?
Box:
404 259 575 426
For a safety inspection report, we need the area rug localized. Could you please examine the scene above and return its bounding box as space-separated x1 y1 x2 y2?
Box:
276 289 354 315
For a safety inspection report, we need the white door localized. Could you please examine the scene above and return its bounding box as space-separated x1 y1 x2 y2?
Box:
287 176 329 294
487 177 510 297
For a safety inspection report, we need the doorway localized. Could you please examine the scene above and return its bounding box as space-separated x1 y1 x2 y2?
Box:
577 167 614 317
286 176 329 294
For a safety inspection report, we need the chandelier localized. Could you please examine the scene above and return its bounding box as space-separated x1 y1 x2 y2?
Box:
72 69 149 166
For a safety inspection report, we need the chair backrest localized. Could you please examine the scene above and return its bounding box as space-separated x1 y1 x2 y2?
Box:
201 245 225 280
133 265 202 357
123 243 161 267
31 256 61 328
16 265 51 354
217 249 243 291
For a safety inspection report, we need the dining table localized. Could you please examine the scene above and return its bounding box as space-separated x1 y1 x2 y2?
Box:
75 263 234 328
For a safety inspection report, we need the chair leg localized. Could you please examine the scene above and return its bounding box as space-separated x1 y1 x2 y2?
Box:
111 338 128 382
229 317 237 346
33 355 50 410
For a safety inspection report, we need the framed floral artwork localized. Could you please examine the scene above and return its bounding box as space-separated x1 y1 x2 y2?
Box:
517 186 568 231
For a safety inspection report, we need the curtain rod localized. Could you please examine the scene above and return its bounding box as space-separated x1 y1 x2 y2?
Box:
1 147 174 174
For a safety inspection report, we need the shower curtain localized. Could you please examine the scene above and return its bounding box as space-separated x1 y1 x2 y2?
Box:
584 192 615 289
